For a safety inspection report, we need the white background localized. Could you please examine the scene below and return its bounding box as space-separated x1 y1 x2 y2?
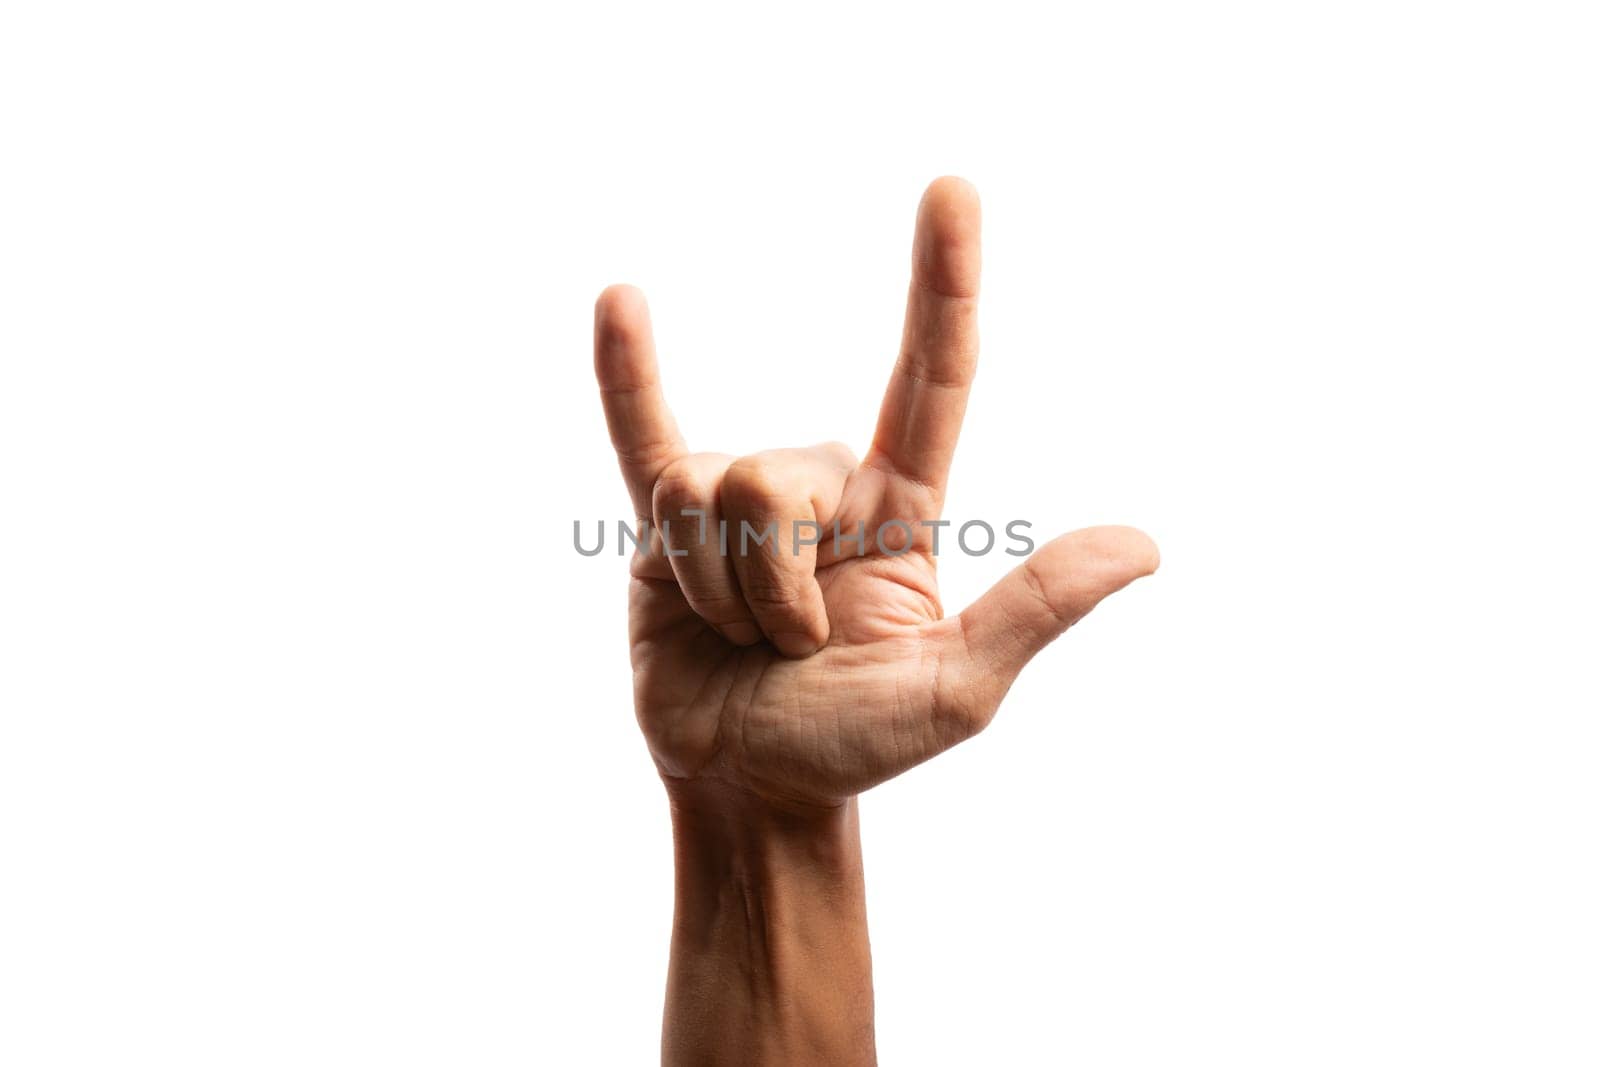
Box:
3 2 1597 1064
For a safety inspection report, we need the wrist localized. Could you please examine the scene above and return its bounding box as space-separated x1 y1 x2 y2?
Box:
662 778 875 1066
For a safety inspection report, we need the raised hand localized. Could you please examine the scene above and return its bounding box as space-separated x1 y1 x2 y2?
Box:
594 178 1158 813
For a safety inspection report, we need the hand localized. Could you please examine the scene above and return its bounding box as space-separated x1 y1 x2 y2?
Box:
594 178 1158 812
596 177 1159 1065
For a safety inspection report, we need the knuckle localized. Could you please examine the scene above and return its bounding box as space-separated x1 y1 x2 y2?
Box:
722 455 789 508
818 440 859 468
652 455 720 509
1019 558 1072 628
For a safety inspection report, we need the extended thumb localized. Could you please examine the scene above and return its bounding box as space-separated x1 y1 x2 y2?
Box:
946 525 1159 717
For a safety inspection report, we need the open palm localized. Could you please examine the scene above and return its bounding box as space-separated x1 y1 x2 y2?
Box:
595 178 1157 811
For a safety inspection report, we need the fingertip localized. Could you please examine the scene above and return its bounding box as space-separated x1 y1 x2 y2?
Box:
595 282 647 320
1112 525 1161 578
914 177 982 299
770 632 823 658
763 609 831 659
719 621 763 647
594 284 656 382
1066 525 1162 587
922 175 980 214
595 283 649 338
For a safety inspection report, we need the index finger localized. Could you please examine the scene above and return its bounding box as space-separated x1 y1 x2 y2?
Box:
593 284 687 517
866 177 981 498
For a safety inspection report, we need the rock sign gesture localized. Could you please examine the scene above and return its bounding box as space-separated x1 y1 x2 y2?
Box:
595 178 1158 813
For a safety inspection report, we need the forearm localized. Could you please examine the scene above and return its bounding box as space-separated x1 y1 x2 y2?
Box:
662 779 875 1066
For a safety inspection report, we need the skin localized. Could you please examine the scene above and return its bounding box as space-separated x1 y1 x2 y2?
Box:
594 177 1159 1065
